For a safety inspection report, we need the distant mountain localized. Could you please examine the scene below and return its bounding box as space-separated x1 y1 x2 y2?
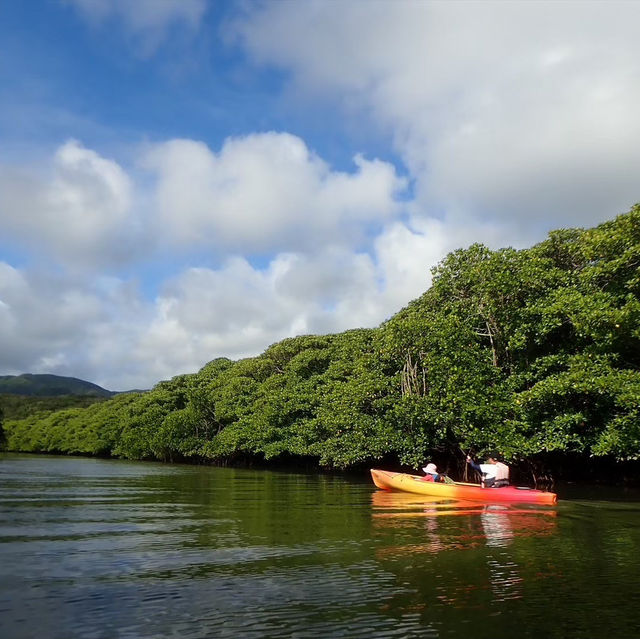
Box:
0 374 114 397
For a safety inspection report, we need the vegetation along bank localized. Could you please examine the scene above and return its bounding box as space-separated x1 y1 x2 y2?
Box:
2 207 639 485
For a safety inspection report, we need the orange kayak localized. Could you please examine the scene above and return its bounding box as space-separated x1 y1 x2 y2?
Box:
370 469 557 505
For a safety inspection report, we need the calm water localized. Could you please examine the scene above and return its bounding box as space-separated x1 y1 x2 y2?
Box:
1 455 640 638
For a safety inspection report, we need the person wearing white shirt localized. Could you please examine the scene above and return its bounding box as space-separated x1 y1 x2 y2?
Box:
466 454 510 488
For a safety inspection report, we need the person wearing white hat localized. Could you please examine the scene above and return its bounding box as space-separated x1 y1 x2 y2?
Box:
421 462 444 482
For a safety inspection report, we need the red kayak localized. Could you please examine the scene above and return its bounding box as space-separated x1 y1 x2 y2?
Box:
371 469 557 505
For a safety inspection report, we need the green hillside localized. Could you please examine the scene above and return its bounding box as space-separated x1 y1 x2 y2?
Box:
0 394 110 422
0 374 114 397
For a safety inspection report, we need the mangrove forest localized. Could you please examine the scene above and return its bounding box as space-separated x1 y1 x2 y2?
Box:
2 207 639 484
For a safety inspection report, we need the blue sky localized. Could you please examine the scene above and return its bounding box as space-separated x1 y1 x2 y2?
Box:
1 0 639 390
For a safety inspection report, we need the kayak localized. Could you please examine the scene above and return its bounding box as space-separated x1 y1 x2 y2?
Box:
370 469 557 505
371 469 557 505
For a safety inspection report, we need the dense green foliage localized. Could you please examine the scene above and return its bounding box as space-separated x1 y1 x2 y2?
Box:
4 208 640 476
0 374 114 397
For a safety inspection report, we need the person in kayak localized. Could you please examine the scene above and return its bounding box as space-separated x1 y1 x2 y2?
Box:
466 455 510 488
421 463 445 482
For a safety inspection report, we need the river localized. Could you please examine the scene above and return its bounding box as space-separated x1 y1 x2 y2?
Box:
1 454 639 638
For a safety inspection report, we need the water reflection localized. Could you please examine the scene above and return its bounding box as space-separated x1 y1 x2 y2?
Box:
371 490 557 554
371 491 558 615
371 490 560 611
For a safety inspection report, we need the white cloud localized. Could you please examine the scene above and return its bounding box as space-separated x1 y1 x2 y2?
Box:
135 253 374 376
0 262 102 374
0 140 142 270
0 261 155 390
233 1 640 237
144 133 406 253
0 132 422 389
0 251 376 389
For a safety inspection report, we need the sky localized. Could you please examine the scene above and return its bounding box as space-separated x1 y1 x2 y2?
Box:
1 0 639 391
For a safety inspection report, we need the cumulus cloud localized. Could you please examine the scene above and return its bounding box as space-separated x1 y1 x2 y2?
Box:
0 260 157 390
0 140 142 269
233 1 640 236
0 133 424 389
0 263 102 374
144 132 406 252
